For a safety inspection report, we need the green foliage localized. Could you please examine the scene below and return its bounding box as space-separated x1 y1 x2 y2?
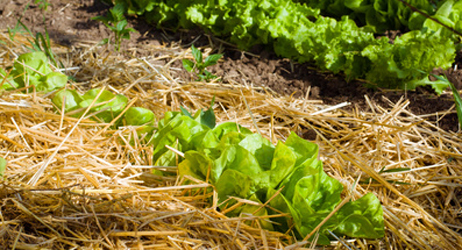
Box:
298 0 439 33
429 73 462 128
362 28 453 93
449 82 462 129
151 109 384 244
116 0 457 94
2 51 384 244
52 88 156 135
0 52 67 92
54 88 124 122
125 106 156 126
182 45 223 82
0 51 154 135
124 107 156 135
34 0 51 11
92 3 137 51
180 96 216 129
79 88 128 122
421 0 462 39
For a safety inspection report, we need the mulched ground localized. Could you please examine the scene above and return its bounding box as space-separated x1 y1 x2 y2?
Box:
0 0 460 131
1 1 462 249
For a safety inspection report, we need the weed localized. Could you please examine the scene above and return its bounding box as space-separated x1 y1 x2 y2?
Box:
34 0 50 11
182 45 223 82
92 3 136 51
449 81 462 129
7 1 58 66
430 73 462 129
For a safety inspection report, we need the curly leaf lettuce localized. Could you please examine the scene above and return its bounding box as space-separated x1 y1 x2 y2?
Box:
362 29 453 93
119 0 456 93
299 0 437 33
421 0 462 40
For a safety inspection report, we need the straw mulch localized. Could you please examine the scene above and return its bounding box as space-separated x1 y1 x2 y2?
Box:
0 32 461 249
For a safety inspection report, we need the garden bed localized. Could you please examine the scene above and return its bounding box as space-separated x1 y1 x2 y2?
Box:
0 1 461 249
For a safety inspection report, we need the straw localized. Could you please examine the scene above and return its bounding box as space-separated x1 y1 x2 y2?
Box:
0 31 461 249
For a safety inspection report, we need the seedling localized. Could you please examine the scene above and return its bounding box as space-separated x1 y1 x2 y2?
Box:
92 3 136 51
34 0 50 11
182 45 223 82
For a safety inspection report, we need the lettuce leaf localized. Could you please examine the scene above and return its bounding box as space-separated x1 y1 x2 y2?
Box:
334 193 384 238
52 89 83 112
78 88 128 123
9 52 67 92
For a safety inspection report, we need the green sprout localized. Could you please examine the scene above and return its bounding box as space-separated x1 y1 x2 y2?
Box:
92 3 136 51
34 0 50 11
182 45 223 82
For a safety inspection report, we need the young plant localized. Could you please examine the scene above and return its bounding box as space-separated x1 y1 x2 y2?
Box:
34 0 50 11
92 3 136 51
182 45 223 82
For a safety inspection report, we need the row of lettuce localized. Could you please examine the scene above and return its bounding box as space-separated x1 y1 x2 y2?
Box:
0 51 384 244
0 52 155 130
116 0 461 93
297 0 444 33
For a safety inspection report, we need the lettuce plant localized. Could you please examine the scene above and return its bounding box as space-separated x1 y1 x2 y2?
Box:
0 52 67 92
151 109 384 245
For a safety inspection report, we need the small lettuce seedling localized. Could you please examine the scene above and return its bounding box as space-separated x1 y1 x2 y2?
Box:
0 52 67 92
182 45 223 82
92 3 136 51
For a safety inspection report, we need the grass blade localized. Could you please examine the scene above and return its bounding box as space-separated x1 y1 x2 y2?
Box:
429 72 462 128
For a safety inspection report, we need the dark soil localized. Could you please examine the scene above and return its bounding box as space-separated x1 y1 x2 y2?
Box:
1 0 461 131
